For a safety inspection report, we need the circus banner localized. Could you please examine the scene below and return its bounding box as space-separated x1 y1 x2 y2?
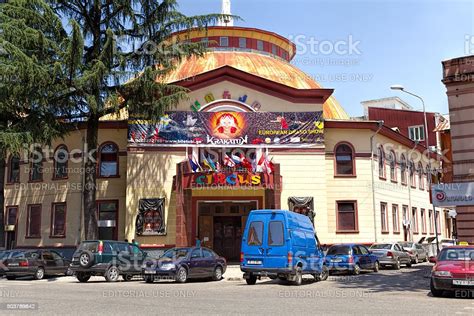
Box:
128 111 324 147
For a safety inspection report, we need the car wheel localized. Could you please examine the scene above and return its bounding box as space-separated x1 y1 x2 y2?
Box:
79 251 94 268
246 273 257 285
65 267 73 276
424 255 429 263
268 275 277 280
105 266 120 282
352 263 361 275
414 256 419 264
76 272 91 283
373 261 379 272
34 267 45 280
123 274 133 282
175 267 188 283
212 266 223 281
394 259 401 270
144 275 154 283
315 265 329 281
294 267 303 286
406 260 412 268
430 279 443 297
6 276 16 280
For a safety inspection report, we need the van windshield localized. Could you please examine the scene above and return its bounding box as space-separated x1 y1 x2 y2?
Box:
247 222 263 246
327 245 351 255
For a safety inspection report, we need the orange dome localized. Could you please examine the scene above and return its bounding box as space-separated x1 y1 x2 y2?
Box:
162 51 349 119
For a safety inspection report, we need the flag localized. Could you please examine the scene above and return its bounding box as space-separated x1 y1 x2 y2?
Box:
224 154 236 168
264 157 274 175
256 153 265 172
207 156 217 171
231 154 241 165
202 155 216 171
240 156 254 172
188 155 201 172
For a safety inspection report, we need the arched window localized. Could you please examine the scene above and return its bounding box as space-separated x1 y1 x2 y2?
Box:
334 142 355 176
29 146 43 182
409 160 416 187
418 162 424 190
378 146 386 179
7 154 20 183
388 150 397 182
400 154 407 185
53 145 68 179
99 142 119 177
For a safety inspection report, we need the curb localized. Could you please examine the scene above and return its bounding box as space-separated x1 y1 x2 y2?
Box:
225 277 243 281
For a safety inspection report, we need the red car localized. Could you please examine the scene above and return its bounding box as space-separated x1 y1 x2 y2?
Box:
430 246 474 297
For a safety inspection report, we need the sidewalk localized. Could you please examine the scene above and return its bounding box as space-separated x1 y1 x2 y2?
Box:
224 264 243 281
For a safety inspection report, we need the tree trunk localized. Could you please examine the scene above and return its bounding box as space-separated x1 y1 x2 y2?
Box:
83 116 99 240
0 149 5 248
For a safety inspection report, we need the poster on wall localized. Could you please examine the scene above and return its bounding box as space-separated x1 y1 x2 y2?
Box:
128 111 324 147
136 198 166 236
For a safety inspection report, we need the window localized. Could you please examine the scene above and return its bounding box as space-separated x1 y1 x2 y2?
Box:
282 51 288 60
257 40 264 51
421 209 426 234
418 162 424 190
408 125 425 142
336 201 358 232
378 147 386 179
51 203 66 237
334 143 355 176
388 151 397 182
359 246 370 255
191 248 202 259
220 36 229 47
97 201 118 240
247 221 263 246
392 205 400 233
381 202 389 233
29 147 43 182
271 44 277 55
435 211 441 234
6 206 18 225
50 251 63 261
7 154 20 183
268 221 284 246
429 210 434 234
201 37 209 47
402 205 409 228
352 246 362 255
202 249 215 258
400 154 407 185
42 251 54 261
409 160 416 187
99 143 119 177
53 145 68 179
412 207 418 234
239 37 246 48
27 204 41 238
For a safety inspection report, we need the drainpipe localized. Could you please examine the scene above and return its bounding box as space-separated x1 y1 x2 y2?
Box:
370 120 384 243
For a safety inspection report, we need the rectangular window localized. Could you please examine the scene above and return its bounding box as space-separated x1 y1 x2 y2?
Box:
336 201 358 232
392 205 400 233
429 210 434 234
220 36 229 47
420 208 426 234
257 40 264 51
408 125 425 142
6 206 18 225
436 211 441 234
412 207 418 234
201 37 209 47
247 221 263 246
27 204 41 238
402 205 409 227
51 203 66 237
271 44 277 55
239 37 246 48
268 221 284 246
381 202 389 233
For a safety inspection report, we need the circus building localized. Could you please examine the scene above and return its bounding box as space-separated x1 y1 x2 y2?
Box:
3 1 450 256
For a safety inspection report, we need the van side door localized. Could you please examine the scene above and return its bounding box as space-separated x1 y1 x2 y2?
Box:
265 214 287 269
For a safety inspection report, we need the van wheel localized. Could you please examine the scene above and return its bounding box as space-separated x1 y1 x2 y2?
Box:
105 266 120 282
294 267 303 286
246 274 257 285
145 275 154 283
76 272 91 283
315 265 329 281
79 251 94 268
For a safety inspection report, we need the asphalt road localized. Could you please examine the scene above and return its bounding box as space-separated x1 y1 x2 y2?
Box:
0 263 472 316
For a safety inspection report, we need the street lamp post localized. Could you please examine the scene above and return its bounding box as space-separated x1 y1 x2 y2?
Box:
390 85 440 253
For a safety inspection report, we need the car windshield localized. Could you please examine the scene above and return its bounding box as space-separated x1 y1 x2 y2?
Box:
438 248 474 261
370 244 392 250
327 245 351 255
399 242 413 248
161 248 190 260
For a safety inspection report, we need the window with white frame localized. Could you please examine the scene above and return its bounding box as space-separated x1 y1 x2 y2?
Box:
220 36 229 47
408 125 425 142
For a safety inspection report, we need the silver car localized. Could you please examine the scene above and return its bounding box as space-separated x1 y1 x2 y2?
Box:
369 243 412 269
399 242 429 264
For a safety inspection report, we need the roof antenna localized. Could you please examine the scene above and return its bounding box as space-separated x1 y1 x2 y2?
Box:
218 0 234 27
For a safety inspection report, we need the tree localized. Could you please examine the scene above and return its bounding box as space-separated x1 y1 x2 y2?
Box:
43 0 232 240
0 0 74 247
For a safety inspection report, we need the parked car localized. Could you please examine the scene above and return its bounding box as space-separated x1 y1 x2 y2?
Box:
325 244 379 275
4 250 71 280
0 250 23 277
399 242 429 264
430 246 474 297
369 243 412 269
70 240 147 282
142 247 226 283
240 209 328 286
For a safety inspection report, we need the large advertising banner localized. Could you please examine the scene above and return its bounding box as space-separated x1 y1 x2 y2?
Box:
431 182 474 207
128 111 324 146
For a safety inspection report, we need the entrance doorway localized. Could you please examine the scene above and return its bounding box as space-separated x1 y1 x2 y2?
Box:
197 200 258 261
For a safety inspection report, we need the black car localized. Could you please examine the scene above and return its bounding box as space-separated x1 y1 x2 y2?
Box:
70 240 148 282
142 247 226 283
1 250 24 276
4 250 71 280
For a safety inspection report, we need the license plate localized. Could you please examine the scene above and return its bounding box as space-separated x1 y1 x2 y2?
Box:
144 270 156 274
331 258 342 262
8 263 19 266
247 260 262 265
453 280 474 286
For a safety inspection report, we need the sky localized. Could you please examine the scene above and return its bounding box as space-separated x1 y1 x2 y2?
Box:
178 0 474 117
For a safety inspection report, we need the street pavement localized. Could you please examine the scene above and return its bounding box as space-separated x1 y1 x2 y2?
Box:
0 263 472 316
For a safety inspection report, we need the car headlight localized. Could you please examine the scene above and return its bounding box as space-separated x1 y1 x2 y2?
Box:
433 270 452 277
160 263 176 270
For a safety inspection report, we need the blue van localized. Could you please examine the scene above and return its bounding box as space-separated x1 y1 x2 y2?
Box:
240 209 328 285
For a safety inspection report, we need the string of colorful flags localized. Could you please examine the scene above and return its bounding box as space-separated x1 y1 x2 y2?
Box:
188 152 274 175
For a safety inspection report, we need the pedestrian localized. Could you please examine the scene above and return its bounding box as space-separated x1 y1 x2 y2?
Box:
124 239 129 243
196 237 201 247
131 239 140 253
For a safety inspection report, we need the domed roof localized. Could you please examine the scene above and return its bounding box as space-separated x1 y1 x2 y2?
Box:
162 51 349 119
